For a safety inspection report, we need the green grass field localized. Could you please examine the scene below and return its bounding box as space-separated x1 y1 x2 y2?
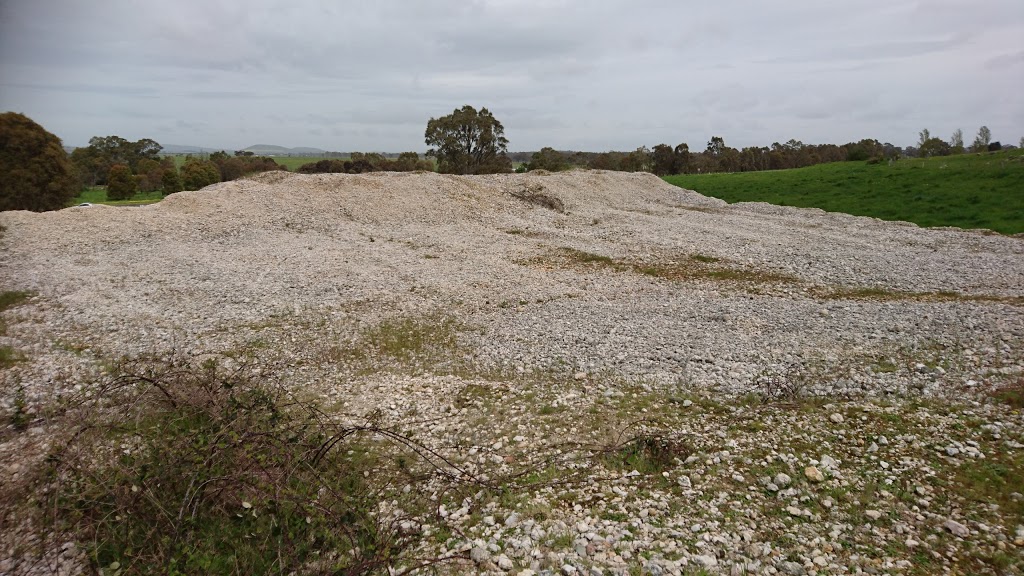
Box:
71 187 163 207
664 150 1024 234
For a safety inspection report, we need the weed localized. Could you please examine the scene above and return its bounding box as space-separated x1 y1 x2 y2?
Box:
325 313 463 374
0 346 25 368
989 378 1024 409
0 290 33 338
689 253 720 264
562 247 615 265
43 358 470 575
603 433 691 475
9 385 30 429
509 183 565 212
538 404 561 416
752 362 816 403
0 290 33 312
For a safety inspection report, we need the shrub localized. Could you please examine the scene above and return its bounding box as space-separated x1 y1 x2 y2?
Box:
161 168 183 195
180 158 220 190
46 359 449 574
0 112 78 212
105 164 137 200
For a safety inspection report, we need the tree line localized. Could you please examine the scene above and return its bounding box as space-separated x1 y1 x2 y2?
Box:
3 108 1020 213
515 125 1011 176
296 152 434 174
68 137 292 200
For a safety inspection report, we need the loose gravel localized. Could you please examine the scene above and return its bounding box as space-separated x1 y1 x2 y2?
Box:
1 170 1022 575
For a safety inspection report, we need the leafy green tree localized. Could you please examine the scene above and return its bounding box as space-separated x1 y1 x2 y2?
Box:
706 136 726 156
106 164 137 200
650 144 676 176
180 158 220 190
135 158 165 192
425 105 511 174
161 168 182 195
950 129 964 154
619 146 651 172
919 137 951 158
526 147 570 172
673 143 691 174
971 126 991 152
0 112 78 212
71 135 162 185
917 129 930 149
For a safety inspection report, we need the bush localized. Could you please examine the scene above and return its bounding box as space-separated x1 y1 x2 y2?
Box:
105 164 137 200
46 359 446 574
0 112 78 212
846 147 869 162
161 168 183 195
180 158 220 190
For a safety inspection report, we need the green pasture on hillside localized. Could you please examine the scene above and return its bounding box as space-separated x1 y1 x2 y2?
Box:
664 150 1024 234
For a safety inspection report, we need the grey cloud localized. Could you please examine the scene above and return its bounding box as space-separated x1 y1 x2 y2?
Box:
1 0 1022 151
985 51 1024 69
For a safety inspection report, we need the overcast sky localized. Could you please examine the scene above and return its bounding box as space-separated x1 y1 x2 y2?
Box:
1 0 1022 152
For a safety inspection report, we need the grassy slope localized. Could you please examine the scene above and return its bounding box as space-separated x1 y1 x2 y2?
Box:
664 150 1024 234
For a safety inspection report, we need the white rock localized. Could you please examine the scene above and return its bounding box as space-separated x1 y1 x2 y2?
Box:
943 519 970 538
470 546 490 563
829 413 844 424
691 554 718 568
865 510 882 520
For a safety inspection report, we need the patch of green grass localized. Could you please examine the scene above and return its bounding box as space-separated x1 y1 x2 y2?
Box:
325 313 463 374
0 290 34 364
0 290 32 312
70 187 164 207
989 378 1024 409
554 248 800 288
937 450 1024 523
689 253 720 263
637 258 798 285
562 247 615 265
664 149 1024 234
538 404 561 416
602 434 691 475
815 286 1024 306
0 346 25 368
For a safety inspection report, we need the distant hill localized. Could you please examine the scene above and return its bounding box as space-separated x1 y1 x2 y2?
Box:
243 144 327 155
160 144 222 154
